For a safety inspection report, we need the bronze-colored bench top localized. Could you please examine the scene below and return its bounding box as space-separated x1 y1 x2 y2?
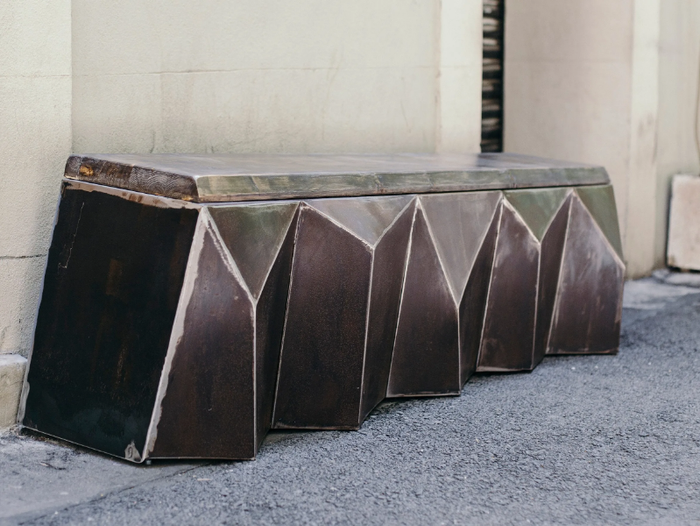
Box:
65 152 609 203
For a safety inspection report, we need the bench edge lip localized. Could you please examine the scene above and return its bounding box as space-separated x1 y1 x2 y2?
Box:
64 153 611 203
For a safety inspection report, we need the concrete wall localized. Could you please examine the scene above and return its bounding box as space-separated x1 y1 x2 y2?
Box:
0 1 72 357
505 0 700 277
655 0 700 267
624 0 661 278
71 0 482 156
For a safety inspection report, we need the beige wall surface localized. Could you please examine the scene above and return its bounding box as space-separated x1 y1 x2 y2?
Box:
72 0 482 156
624 0 661 277
0 1 72 357
655 0 700 267
438 0 484 152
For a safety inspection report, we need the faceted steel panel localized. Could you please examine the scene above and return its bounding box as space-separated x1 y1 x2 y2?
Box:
421 192 502 302
505 188 570 242
535 194 573 360
503 188 573 366
388 206 460 396
24 185 198 460
547 193 624 354
149 222 256 459
459 207 500 384
473 189 574 372
575 185 624 260
209 203 298 299
388 192 501 396
148 204 298 460
309 196 412 247
273 197 413 429
360 205 415 420
477 201 539 372
254 212 299 444
24 165 626 462
208 203 299 448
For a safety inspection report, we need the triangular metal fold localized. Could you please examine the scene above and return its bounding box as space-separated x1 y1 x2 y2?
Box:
459 200 501 385
535 193 572 363
420 191 502 302
387 206 460 396
306 195 414 247
504 187 571 242
150 222 257 460
575 185 624 261
477 202 540 372
209 202 299 300
547 195 624 354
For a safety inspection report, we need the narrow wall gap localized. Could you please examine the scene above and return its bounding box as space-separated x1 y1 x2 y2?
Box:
481 0 505 152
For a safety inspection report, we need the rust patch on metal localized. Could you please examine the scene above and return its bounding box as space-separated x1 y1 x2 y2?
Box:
78 164 94 178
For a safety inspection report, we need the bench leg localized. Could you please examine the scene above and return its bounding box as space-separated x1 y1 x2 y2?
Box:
23 184 198 462
273 197 414 429
546 186 624 355
146 204 298 460
388 192 501 396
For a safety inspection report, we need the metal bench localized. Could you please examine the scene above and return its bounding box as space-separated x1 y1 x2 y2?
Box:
21 153 625 462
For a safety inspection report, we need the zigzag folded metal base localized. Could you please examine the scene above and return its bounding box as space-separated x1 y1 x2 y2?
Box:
22 179 624 462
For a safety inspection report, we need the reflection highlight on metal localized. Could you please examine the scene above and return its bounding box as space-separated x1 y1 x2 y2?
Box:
23 158 624 463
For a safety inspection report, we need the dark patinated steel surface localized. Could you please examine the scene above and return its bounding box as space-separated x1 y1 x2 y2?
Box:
388 205 460 397
23 154 624 462
547 189 624 354
273 196 414 429
534 194 572 360
24 184 198 461
150 226 257 459
273 205 373 429
459 203 500 384
477 202 540 372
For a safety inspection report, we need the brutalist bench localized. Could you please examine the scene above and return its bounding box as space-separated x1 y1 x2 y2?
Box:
21 153 624 462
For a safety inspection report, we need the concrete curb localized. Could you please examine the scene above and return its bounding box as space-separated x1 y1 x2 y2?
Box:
0 354 27 429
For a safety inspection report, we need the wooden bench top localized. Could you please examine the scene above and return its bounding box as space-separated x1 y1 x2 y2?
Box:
65 153 610 203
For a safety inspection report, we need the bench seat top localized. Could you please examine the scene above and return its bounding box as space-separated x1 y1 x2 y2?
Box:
65 152 610 203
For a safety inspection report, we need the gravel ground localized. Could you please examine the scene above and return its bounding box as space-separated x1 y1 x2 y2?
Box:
2 277 700 525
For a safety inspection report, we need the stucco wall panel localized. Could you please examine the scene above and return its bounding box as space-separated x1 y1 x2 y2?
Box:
505 0 633 63
0 2 71 76
0 77 72 257
0 0 71 357
655 0 700 267
72 74 163 154
0 258 46 356
71 1 452 155
72 0 437 74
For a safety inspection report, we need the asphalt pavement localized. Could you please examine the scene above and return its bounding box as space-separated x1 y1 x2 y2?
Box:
2 273 700 525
